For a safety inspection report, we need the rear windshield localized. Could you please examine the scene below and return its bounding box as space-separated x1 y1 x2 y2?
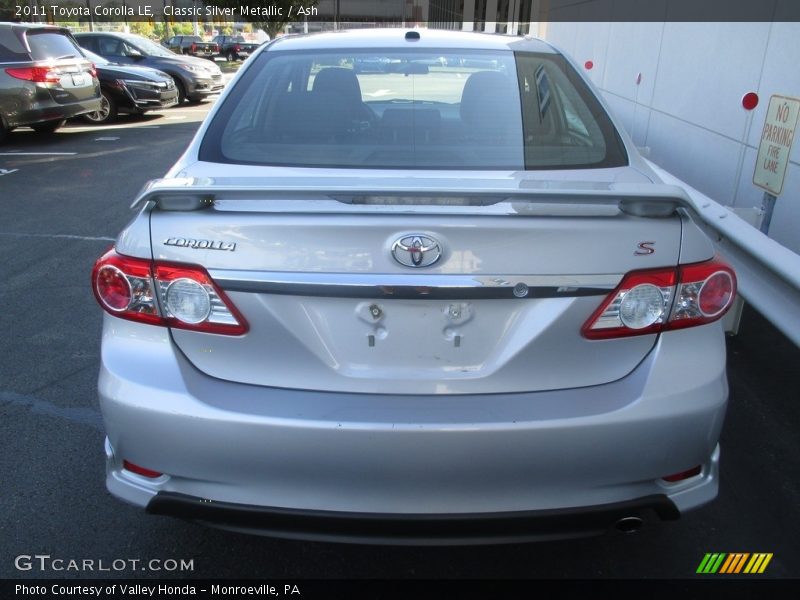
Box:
0 28 27 61
200 49 627 170
26 31 83 61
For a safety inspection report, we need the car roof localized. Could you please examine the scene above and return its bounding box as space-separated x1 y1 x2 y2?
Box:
268 28 557 54
74 31 141 40
0 22 70 33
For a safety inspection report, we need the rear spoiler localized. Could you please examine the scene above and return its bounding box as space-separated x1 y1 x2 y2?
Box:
131 177 693 218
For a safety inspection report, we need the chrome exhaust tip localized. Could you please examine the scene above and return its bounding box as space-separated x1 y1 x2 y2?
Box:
615 516 644 534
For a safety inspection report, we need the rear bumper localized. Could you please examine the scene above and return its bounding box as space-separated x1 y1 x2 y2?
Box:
186 49 216 58
99 317 728 536
146 491 679 545
9 94 102 128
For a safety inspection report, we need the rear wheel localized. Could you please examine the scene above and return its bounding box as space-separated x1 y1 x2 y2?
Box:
82 91 117 124
31 119 65 134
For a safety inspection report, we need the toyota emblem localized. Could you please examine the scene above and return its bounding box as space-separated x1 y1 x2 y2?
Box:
391 235 442 268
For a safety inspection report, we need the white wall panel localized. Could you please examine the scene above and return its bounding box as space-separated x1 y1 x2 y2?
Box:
646 110 744 204
569 22 612 87
744 22 800 166
734 147 800 253
602 92 634 134
541 21 578 55
602 91 653 149
602 22 663 105
651 22 770 141
543 21 799 254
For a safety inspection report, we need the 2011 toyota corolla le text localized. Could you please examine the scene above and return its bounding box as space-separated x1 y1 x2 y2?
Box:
91 29 736 544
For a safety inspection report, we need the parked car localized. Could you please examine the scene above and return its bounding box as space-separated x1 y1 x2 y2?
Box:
352 55 402 73
74 32 224 104
212 35 259 62
91 29 737 544
0 22 101 142
78 49 178 124
163 35 219 60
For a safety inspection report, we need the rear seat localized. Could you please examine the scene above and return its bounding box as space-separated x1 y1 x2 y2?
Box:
380 109 442 144
264 69 516 148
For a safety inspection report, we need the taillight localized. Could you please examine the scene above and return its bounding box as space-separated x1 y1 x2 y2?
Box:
5 66 61 84
582 257 736 339
154 262 248 335
670 262 736 329
233 44 240 52
190 43 197 52
123 460 162 478
96 265 133 311
662 465 702 483
91 248 248 335
92 251 161 325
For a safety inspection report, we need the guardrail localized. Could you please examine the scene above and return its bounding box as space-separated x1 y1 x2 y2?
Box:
647 160 800 347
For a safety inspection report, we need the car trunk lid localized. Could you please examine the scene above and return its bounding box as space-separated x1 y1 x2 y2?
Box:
144 176 686 395
44 59 97 104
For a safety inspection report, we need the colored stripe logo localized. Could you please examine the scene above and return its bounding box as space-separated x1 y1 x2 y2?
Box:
696 553 773 574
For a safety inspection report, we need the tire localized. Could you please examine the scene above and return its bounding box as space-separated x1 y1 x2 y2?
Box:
175 79 188 104
31 119 65 134
81 91 117 124
0 117 9 144
226 50 235 62
176 78 204 105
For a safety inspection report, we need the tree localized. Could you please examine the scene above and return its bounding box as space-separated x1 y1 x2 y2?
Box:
0 0 16 21
202 0 318 39
47 0 84 28
130 21 155 38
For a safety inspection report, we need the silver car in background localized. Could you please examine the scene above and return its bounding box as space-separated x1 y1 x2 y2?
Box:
91 30 736 544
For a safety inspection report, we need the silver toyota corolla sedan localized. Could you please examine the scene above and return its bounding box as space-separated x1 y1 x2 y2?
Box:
91 29 736 544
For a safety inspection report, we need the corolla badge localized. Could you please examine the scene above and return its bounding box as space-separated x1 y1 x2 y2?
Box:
164 237 236 251
391 234 442 268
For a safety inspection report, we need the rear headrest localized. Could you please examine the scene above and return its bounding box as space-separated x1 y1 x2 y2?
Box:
312 67 363 104
271 92 352 141
459 71 518 132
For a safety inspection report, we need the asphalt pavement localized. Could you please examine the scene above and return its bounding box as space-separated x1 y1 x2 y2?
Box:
0 102 798 581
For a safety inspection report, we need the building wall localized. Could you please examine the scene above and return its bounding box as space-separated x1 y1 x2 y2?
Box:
542 22 800 255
